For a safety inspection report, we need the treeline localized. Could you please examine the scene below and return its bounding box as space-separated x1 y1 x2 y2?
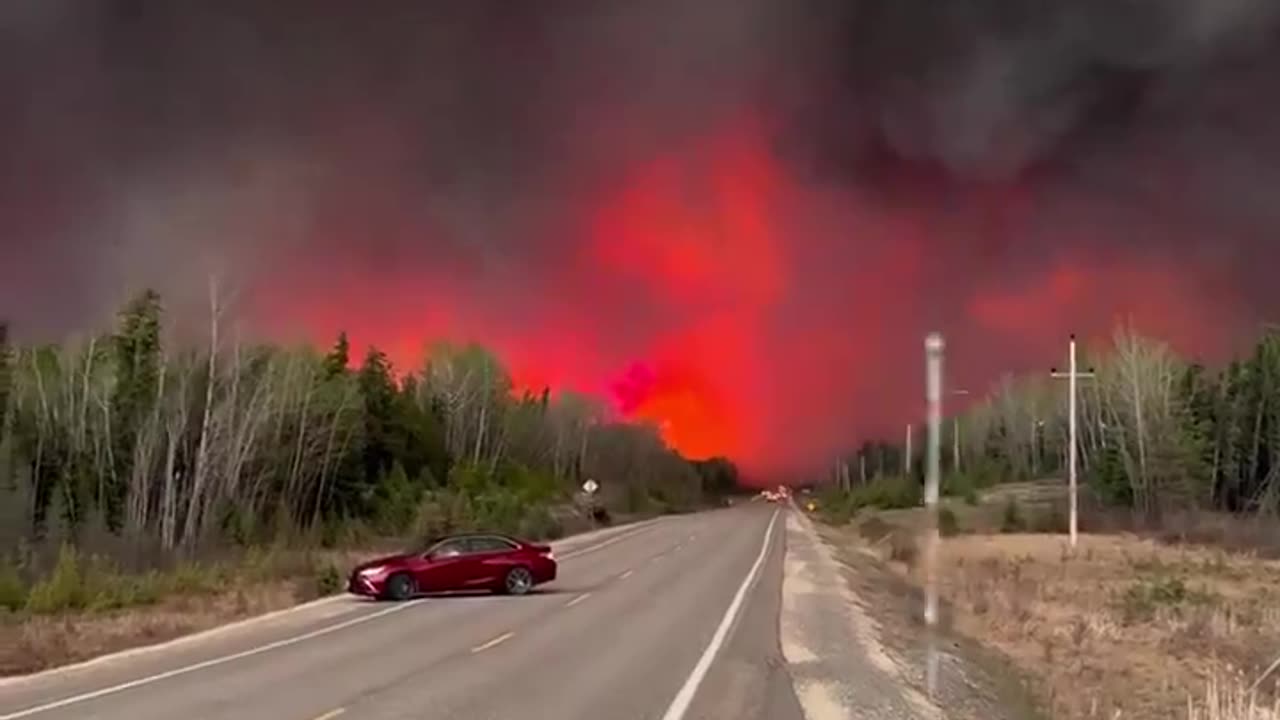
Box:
839 325 1280 519
0 290 739 556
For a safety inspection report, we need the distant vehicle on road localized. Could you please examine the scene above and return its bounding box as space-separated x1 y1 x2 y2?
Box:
348 533 558 601
760 485 791 503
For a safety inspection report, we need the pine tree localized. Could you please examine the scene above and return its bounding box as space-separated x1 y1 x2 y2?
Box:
108 290 163 532
323 331 350 379
357 346 398 497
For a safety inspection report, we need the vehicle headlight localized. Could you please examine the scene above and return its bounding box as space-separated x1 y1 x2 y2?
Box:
359 566 385 577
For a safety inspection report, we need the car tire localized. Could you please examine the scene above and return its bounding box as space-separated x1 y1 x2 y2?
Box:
502 566 534 596
383 572 416 601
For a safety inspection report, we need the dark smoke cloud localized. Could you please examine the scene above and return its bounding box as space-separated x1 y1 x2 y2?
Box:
2 1 1278 473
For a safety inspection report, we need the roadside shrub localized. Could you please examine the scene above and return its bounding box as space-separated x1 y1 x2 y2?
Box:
819 497 857 526
374 462 421 535
943 472 983 506
854 475 922 510
816 486 857 525
166 562 225 596
1031 506 1068 533
25 543 85 614
1001 498 1025 533
1116 576 1216 624
85 570 164 612
314 562 343 597
938 506 961 537
516 505 563 540
0 558 26 612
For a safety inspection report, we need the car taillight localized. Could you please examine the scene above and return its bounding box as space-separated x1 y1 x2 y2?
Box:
541 549 555 560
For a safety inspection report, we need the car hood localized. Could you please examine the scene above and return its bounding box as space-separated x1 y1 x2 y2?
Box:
353 553 414 572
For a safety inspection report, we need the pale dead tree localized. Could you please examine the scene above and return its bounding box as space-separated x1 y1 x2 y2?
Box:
547 391 604 485
422 342 478 462
21 347 56 529
159 352 192 550
223 347 281 524
284 350 319 508
179 278 223 547
992 374 1029 475
423 342 516 472
311 374 361 525
959 395 997 472
189 337 258 540
1099 326 1195 518
123 356 166 534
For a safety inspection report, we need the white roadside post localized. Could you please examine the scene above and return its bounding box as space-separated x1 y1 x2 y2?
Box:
924 332 944 697
1051 334 1096 549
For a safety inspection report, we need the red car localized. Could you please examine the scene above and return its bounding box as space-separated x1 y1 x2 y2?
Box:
347 533 558 601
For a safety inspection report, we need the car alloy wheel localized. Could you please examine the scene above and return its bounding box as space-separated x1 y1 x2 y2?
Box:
504 567 533 595
385 572 415 601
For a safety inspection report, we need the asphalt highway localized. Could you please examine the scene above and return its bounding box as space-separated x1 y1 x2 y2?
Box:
0 504 805 720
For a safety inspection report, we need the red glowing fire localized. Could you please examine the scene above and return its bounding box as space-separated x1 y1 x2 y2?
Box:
251 119 1248 474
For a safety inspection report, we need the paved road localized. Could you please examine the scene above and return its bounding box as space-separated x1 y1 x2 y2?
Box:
0 504 804 720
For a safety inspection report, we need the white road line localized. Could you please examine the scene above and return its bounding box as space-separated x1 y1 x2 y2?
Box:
470 632 515 654
659 509 779 720
560 523 662 561
0 595 354 689
565 593 591 608
618 569 634 580
0 601 424 720
312 708 346 720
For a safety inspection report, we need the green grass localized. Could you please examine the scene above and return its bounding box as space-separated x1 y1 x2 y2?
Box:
10 542 317 617
816 475 924 525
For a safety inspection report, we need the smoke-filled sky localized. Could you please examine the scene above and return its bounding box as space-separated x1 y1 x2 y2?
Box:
3 1 1279 476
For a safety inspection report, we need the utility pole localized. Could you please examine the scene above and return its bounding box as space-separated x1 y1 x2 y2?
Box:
949 390 970 472
924 332 944 696
859 454 866 485
905 423 913 476
1051 334 1096 548
1030 419 1045 476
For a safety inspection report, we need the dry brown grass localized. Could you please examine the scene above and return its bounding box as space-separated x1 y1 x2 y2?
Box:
859 516 1280 720
0 580 301 676
0 545 388 677
1186 672 1280 720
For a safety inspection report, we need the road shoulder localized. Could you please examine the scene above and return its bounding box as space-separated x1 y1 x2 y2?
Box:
805 513 1045 720
781 508 943 719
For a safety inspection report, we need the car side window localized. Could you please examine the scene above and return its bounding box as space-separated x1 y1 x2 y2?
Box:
466 537 517 554
429 539 467 558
